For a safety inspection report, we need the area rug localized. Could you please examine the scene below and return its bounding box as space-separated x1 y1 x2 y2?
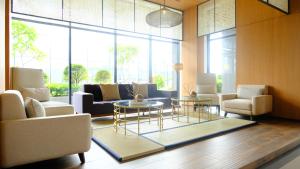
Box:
92 117 256 162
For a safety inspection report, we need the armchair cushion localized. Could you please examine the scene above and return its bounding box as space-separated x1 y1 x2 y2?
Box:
237 87 263 99
24 98 46 118
21 87 50 101
40 101 74 116
197 85 216 94
223 99 252 111
10 67 44 90
0 90 27 121
197 94 219 105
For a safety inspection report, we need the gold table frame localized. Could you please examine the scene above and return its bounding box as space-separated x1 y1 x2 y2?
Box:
171 96 212 123
113 101 164 135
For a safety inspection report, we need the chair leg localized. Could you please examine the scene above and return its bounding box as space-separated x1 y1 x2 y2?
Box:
250 115 253 121
224 112 228 118
78 153 85 163
217 105 220 114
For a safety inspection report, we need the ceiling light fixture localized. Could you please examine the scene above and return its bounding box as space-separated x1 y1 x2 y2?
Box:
146 0 182 28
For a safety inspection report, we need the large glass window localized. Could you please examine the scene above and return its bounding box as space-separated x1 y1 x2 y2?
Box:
10 15 180 103
71 28 114 91
152 40 178 90
10 20 70 103
207 29 236 93
116 35 149 83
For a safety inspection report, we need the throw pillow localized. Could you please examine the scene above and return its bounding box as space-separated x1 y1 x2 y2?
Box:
237 87 263 99
24 97 46 118
21 87 50 102
197 85 216 94
132 82 148 98
100 84 121 101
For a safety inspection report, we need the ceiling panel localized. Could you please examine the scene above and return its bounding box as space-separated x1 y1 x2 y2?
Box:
147 0 206 10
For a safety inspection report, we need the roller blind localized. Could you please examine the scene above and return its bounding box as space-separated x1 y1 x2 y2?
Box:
198 0 235 37
12 0 183 40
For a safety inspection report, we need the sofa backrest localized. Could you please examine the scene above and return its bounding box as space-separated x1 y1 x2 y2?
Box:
237 85 268 99
83 84 158 101
11 67 45 91
0 90 27 121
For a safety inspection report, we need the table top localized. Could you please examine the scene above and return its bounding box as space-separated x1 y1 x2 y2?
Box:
172 96 212 102
114 100 164 108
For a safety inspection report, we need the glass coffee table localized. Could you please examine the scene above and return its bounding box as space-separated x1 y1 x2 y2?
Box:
113 101 164 135
171 96 212 123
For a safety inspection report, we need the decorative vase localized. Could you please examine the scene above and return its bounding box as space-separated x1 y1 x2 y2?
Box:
189 91 197 97
134 94 144 102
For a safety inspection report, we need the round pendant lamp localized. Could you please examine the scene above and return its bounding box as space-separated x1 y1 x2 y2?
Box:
146 0 182 28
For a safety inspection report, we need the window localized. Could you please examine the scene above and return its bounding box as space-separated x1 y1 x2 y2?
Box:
10 15 180 103
152 40 178 90
206 29 236 93
71 28 115 92
11 20 70 103
116 35 149 83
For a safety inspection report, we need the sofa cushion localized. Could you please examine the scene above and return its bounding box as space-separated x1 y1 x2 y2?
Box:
100 84 121 101
148 84 158 98
118 84 134 100
40 101 74 116
197 85 216 94
21 87 50 101
84 84 103 101
24 97 46 118
237 87 263 99
132 83 148 98
223 99 252 111
0 90 27 120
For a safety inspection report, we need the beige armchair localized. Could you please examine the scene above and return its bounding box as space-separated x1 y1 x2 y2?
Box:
0 90 91 168
220 85 272 120
196 73 220 113
10 67 74 116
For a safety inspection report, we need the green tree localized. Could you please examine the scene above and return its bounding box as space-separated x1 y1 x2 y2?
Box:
94 70 112 84
216 74 223 93
63 64 88 86
12 20 46 66
153 75 165 89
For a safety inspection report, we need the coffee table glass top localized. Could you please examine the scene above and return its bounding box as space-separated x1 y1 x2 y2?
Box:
114 100 164 108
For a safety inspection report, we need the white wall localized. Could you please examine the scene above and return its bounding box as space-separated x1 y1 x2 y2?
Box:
0 0 5 90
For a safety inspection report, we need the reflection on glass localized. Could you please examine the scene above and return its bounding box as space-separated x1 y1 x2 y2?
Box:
117 36 149 83
71 29 115 90
152 40 177 90
209 29 236 93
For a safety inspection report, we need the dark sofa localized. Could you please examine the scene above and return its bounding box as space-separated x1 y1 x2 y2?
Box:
73 84 177 116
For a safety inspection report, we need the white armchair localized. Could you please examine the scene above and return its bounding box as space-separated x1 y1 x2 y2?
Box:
10 67 74 116
0 90 91 168
220 85 272 120
196 73 220 113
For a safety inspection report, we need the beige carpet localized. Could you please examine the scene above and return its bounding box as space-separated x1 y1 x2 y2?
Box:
92 116 256 162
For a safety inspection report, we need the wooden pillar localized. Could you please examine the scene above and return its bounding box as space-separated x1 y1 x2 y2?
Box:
5 0 10 90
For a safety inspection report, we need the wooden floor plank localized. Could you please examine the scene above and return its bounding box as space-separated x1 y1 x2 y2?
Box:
9 117 300 169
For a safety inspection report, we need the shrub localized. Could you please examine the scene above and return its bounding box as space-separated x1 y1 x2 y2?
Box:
216 75 222 93
94 70 112 84
47 83 80 97
152 75 165 89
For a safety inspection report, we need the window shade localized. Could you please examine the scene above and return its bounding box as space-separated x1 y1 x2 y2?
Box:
198 0 235 37
12 0 183 40
13 0 62 19
63 0 102 26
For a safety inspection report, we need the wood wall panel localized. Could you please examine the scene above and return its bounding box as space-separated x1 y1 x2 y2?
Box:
236 0 300 120
181 6 198 95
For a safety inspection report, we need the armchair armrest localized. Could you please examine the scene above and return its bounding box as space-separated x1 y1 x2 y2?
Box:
73 91 94 113
219 93 237 101
252 95 272 115
0 114 91 168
